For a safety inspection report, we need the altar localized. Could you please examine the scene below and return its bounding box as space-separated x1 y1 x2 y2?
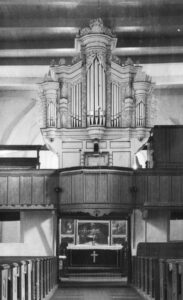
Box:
67 244 123 269
59 218 128 275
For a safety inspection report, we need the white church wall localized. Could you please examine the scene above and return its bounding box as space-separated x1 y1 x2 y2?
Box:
0 211 56 256
131 209 145 255
131 209 168 254
0 89 43 145
146 210 168 243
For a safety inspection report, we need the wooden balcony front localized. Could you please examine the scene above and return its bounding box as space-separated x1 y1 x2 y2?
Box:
58 167 134 215
0 170 58 209
0 167 183 210
135 169 183 209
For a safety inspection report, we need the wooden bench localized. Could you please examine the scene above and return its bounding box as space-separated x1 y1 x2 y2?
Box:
132 242 183 300
0 256 58 300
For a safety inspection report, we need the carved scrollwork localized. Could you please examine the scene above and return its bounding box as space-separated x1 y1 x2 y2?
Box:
79 18 115 37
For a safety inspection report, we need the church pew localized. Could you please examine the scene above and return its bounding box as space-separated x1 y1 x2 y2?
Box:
132 243 183 300
0 257 57 300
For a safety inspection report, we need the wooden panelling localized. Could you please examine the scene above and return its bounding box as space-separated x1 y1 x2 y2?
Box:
119 175 132 204
0 170 58 208
154 127 169 164
85 174 96 203
8 177 20 205
108 174 120 203
20 176 32 205
0 177 8 205
32 176 45 205
147 176 160 204
71 174 83 203
97 173 108 203
46 175 58 205
171 176 182 204
60 175 72 204
159 176 171 204
153 126 183 167
135 175 147 205
169 127 183 163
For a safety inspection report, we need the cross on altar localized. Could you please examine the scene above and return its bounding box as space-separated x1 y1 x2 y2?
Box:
91 250 99 263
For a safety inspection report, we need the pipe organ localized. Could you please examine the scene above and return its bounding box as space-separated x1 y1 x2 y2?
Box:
38 19 152 132
111 81 120 127
87 57 106 126
71 81 82 128
136 101 145 127
38 19 155 168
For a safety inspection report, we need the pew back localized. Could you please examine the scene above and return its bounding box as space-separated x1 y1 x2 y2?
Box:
137 242 183 258
133 243 183 300
0 256 58 300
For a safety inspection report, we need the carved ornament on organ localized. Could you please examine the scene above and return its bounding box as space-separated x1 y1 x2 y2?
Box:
38 19 153 141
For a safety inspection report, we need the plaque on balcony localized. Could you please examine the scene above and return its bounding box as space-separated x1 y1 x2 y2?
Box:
84 152 108 166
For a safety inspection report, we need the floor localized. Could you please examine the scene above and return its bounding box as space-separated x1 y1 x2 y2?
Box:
51 286 143 300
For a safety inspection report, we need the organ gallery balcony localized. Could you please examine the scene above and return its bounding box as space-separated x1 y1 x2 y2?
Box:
0 167 183 210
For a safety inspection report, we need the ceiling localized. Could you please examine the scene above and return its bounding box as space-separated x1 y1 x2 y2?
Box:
1 0 183 65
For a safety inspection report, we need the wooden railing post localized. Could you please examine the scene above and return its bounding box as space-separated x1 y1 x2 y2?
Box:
144 257 149 294
10 262 19 300
172 262 178 300
35 259 40 300
149 257 153 297
19 260 27 300
43 258 47 298
40 259 44 300
137 256 140 288
31 260 36 300
159 259 166 300
25 260 32 300
0 264 10 300
154 258 160 300
179 262 183 300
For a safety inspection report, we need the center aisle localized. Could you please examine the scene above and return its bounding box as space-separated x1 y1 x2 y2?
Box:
50 287 143 300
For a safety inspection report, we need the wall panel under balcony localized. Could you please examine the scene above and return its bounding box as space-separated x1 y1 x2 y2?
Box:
8 177 20 205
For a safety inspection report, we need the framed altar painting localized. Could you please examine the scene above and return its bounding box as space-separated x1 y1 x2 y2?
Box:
60 219 75 246
77 220 109 245
111 220 127 245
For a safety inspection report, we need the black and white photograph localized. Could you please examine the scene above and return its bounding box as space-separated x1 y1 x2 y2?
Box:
0 0 182 299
